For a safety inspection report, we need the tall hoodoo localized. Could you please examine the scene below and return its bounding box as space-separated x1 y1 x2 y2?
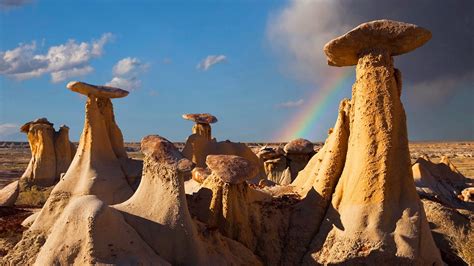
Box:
304 20 442 264
2 81 134 264
20 118 76 187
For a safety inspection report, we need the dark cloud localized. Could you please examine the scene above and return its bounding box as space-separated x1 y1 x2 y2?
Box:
269 0 474 140
0 0 32 9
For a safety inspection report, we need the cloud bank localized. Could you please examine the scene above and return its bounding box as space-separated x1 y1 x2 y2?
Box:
0 33 113 83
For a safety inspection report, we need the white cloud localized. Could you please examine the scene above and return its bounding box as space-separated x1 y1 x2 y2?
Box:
277 99 304 108
91 33 113 57
267 0 351 83
0 33 113 83
196 55 226 71
113 57 143 76
107 76 141 91
107 57 148 91
51 66 94 83
0 123 19 138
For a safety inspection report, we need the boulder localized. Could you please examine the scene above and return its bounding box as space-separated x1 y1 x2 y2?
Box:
0 181 19 207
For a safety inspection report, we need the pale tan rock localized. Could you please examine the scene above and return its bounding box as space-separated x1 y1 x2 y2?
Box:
20 119 76 187
284 138 314 181
3 82 134 264
21 211 40 228
67 81 129 98
284 138 314 154
302 20 442 265
461 187 473 203
413 157 471 210
21 120 57 187
324 19 432 66
264 156 292 185
182 134 266 179
282 99 350 264
206 155 258 184
53 125 74 177
0 180 19 206
192 167 211 183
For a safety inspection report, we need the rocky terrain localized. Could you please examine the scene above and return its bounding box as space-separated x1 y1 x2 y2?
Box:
0 20 472 265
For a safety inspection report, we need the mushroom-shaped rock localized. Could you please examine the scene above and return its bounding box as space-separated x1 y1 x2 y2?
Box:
206 155 258 184
324 19 432 66
3 82 135 264
284 138 314 181
0 181 19 207
67 81 129 98
257 146 284 161
182 113 217 140
183 113 218 124
284 138 314 154
301 20 442 265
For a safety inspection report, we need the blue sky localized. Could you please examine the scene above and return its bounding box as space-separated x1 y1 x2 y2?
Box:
1 0 473 142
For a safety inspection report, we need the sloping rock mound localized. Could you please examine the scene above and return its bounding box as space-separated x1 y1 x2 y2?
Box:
0 181 19 207
413 156 472 210
20 118 76 187
422 198 473 265
298 20 442 264
10 135 261 265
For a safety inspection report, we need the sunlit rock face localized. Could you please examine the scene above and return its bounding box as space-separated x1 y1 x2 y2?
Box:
20 118 76 187
301 20 442 265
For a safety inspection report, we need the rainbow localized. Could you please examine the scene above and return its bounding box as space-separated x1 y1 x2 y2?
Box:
275 69 354 141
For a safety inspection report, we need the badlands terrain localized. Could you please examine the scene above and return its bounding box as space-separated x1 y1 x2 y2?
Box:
0 20 473 265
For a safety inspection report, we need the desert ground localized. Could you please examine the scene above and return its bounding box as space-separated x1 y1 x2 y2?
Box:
1 141 473 188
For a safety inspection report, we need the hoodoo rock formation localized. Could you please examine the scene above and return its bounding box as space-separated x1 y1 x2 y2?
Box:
182 113 217 141
3 19 463 265
301 20 442 264
182 114 265 180
20 118 76 187
3 81 136 264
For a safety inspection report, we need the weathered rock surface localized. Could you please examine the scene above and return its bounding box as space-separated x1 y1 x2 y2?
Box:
182 113 217 140
20 118 76 187
0 181 19 207
413 156 472 210
301 20 442 264
67 81 129 98
284 138 314 181
324 19 432 66
206 155 258 184
3 82 135 264
182 134 265 179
